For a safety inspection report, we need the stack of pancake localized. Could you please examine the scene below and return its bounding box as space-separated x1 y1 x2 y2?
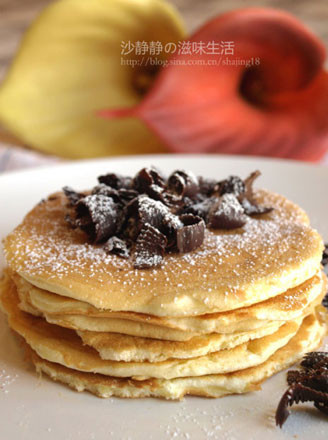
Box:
1 187 327 400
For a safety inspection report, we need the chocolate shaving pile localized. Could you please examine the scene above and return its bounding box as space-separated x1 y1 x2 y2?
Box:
275 352 328 427
63 167 272 269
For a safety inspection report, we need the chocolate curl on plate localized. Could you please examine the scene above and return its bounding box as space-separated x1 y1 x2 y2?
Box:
276 384 328 427
276 351 328 427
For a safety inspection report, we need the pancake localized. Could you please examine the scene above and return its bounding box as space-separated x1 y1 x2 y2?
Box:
13 270 326 334
74 298 323 362
76 324 284 362
0 282 303 380
43 313 288 341
31 277 326 341
1 168 327 400
28 311 326 399
4 189 323 317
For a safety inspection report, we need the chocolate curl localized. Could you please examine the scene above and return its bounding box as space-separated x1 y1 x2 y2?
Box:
64 168 272 267
208 194 247 229
276 351 328 428
125 195 169 239
243 170 261 202
63 186 84 206
241 171 273 215
219 175 245 197
133 224 168 269
98 173 132 190
177 214 205 253
167 170 198 198
76 194 122 243
185 196 217 221
92 184 138 204
104 236 130 258
300 352 328 373
133 167 165 200
276 384 328 427
92 184 121 201
198 176 217 196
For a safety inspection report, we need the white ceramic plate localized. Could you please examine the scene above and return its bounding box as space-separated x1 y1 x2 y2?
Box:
0 155 327 440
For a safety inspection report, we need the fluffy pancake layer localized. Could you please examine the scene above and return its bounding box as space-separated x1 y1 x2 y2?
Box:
26 311 327 400
13 271 325 336
4 190 323 316
1 281 305 380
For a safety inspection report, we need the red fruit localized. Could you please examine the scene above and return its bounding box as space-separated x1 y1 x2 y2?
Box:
100 8 328 161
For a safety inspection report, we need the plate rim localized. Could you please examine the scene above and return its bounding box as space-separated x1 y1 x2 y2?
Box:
0 153 327 184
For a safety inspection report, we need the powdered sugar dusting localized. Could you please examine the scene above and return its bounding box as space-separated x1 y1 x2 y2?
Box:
0 367 19 394
3 189 321 314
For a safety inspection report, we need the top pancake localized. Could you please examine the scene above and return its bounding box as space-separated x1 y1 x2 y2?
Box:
4 189 323 317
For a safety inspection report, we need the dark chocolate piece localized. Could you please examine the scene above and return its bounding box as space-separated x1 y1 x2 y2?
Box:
92 184 138 205
276 384 328 428
64 168 272 269
198 176 217 196
133 224 168 269
241 170 273 215
63 186 84 206
184 196 217 221
117 188 139 202
241 198 273 216
218 175 245 197
276 351 328 427
176 214 205 253
76 195 123 243
301 352 328 372
92 184 121 202
125 195 170 239
98 173 132 189
243 170 261 201
132 167 165 199
208 194 247 229
167 170 198 198
104 236 130 258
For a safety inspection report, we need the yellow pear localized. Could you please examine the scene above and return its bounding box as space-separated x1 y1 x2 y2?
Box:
0 0 185 158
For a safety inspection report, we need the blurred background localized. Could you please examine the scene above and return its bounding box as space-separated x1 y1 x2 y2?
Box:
2 0 328 83
1 0 328 170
